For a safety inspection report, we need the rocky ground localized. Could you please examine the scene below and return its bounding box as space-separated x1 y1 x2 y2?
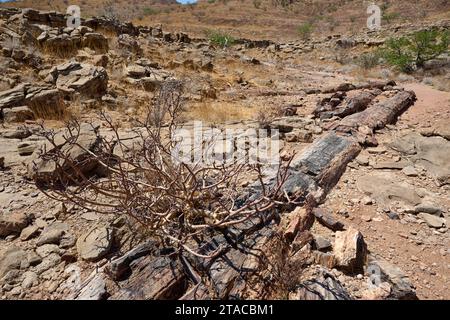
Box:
0 7 449 300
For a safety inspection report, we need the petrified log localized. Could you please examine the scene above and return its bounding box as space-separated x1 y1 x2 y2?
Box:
291 132 361 193
327 91 378 119
312 208 345 231
337 91 416 131
109 255 187 300
289 269 352 300
106 241 157 280
320 80 396 94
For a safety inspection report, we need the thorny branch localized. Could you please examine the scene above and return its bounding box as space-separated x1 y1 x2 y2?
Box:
34 81 295 260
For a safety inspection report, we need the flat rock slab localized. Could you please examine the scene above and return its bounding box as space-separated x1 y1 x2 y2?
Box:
357 172 423 208
390 133 450 186
76 227 113 262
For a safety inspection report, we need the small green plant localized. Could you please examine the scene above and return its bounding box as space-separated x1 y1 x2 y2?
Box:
380 29 450 73
208 0 216 3
206 30 235 48
297 22 314 40
143 7 159 16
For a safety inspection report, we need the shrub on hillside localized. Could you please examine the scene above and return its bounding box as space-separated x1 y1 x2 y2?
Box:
206 30 235 48
297 23 314 40
357 52 382 70
380 29 450 73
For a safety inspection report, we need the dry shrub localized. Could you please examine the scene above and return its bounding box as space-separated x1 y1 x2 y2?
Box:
255 104 282 128
36 81 295 259
41 40 80 58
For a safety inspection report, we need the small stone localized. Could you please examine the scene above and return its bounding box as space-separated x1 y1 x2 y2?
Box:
22 271 38 289
36 222 69 246
418 213 446 229
402 166 418 177
10 286 22 296
0 212 29 237
415 202 443 216
361 215 372 222
35 218 48 229
367 147 386 154
20 225 40 241
36 244 61 258
356 155 370 166
34 253 61 275
81 212 99 221
386 211 400 220
337 209 349 218
60 233 77 249
362 196 373 205
313 235 332 252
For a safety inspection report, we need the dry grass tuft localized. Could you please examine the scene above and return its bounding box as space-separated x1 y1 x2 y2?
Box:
185 101 256 123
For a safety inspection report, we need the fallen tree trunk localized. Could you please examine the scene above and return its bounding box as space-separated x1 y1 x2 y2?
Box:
323 91 378 119
337 91 417 131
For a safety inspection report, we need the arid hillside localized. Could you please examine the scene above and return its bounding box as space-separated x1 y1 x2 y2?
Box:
0 5 449 302
2 0 450 40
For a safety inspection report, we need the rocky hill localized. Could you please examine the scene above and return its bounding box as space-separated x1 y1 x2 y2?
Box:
0 6 449 301
2 0 450 40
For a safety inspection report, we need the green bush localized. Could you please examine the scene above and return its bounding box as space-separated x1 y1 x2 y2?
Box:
297 22 314 40
206 30 235 48
380 29 450 73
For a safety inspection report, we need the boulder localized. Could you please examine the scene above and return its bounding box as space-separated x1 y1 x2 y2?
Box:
367 256 417 300
357 172 422 208
49 62 108 98
2 106 34 122
29 123 103 184
36 222 70 246
418 213 446 229
390 133 450 185
117 34 142 55
334 226 367 272
0 83 27 110
0 247 28 279
0 212 29 237
82 32 108 52
76 227 113 262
